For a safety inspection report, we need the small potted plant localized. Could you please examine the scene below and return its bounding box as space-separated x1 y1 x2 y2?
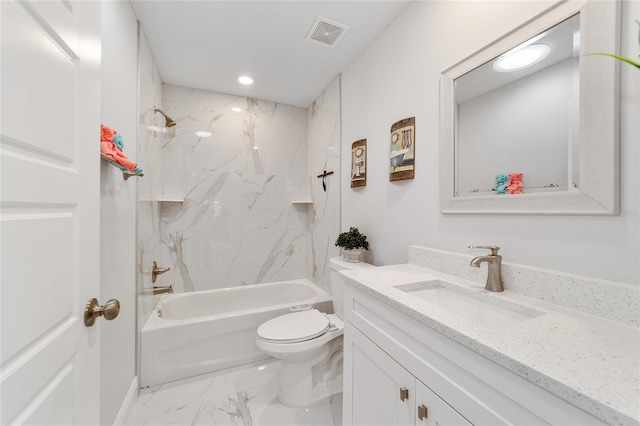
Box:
335 227 369 262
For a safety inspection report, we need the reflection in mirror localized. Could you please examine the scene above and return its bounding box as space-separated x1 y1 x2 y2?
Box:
455 15 580 197
440 0 620 215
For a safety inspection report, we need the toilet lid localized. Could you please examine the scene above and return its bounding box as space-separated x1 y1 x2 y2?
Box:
257 309 330 343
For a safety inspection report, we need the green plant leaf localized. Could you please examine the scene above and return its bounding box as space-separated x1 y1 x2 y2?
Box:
335 226 369 250
587 52 640 69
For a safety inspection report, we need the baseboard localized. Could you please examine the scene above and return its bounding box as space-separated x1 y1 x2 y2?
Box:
112 376 139 426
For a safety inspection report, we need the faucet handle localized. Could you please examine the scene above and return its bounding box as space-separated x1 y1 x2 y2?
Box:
468 245 500 256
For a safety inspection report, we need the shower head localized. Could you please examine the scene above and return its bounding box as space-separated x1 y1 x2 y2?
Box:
154 108 176 128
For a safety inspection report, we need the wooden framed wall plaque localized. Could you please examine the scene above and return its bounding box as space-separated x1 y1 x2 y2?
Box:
351 139 367 188
389 117 415 182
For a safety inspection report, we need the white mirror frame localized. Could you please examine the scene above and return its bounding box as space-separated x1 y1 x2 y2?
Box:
440 0 620 215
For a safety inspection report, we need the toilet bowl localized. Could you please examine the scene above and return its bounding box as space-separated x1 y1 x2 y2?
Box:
256 309 344 407
256 257 373 407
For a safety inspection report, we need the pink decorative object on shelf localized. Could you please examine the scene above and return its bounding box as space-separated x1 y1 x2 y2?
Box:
506 172 523 194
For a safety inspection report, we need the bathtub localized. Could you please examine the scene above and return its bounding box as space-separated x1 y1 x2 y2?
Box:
140 279 333 387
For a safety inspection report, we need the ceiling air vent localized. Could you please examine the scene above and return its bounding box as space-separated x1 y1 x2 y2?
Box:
305 17 349 48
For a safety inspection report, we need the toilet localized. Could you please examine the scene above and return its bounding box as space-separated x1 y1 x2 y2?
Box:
256 257 374 407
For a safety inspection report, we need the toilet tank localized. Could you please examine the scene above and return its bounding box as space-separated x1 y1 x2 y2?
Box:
329 257 374 319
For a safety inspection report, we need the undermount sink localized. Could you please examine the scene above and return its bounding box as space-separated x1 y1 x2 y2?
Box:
395 280 542 329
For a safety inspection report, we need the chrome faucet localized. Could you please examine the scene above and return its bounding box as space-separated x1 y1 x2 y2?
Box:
468 245 504 292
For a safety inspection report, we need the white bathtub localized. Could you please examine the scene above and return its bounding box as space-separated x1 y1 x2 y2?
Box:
140 279 333 387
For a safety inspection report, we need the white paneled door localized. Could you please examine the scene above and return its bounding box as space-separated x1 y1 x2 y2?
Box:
1 1 101 424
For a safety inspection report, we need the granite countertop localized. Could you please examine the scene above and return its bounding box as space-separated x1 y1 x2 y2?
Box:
340 263 640 426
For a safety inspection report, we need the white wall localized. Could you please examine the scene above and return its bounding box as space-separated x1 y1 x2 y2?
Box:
100 1 139 423
341 0 639 285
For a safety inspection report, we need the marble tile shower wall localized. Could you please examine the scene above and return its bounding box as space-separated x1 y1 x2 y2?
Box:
306 77 341 294
159 84 308 291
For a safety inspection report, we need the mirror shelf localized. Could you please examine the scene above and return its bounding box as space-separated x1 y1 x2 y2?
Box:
440 0 620 215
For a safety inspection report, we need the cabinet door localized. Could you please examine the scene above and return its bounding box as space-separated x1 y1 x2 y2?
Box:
345 323 414 426
415 379 472 426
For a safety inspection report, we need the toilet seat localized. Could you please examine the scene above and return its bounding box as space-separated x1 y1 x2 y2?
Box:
257 309 331 343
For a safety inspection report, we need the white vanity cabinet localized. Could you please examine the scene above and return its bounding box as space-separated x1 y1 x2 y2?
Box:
342 285 606 426
346 322 470 425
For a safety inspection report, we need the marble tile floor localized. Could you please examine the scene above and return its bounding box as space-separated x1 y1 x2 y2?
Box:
127 359 343 426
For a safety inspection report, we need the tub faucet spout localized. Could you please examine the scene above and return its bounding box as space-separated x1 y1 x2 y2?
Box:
153 285 173 295
468 245 504 292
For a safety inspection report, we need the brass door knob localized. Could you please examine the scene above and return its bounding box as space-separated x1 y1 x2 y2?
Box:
84 298 120 327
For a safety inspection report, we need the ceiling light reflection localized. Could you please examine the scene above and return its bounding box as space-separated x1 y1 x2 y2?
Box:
493 44 550 72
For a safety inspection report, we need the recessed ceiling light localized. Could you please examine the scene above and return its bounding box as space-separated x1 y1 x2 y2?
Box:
238 75 254 85
493 44 550 72
195 131 212 138
231 107 242 112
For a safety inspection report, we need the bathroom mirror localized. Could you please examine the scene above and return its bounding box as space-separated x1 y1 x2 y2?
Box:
440 0 620 215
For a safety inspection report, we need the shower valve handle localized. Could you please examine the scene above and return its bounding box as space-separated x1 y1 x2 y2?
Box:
152 260 171 283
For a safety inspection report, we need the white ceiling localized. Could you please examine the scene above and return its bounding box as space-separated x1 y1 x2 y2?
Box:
130 1 412 108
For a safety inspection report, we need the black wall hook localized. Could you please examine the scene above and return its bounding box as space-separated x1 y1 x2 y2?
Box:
316 170 334 192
